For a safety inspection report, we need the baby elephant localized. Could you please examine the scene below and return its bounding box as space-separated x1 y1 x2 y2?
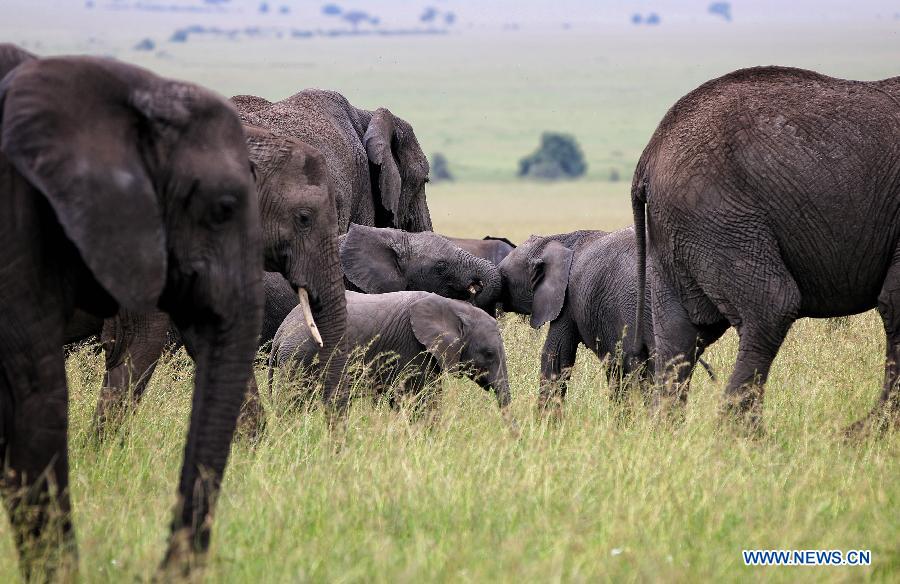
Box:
500 227 712 410
271 291 511 411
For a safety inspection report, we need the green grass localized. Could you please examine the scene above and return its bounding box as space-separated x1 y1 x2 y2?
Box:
2 302 897 581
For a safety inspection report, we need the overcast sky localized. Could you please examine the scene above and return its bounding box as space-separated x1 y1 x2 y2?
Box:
2 1 898 51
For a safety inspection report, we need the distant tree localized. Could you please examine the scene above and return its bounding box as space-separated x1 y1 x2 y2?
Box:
133 38 156 51
631 13 643 25
430 153 453 182
343 10 375 29
518 133 587 180
708 2 732 21
259 2 269 14
609 168 621 182
322 4 341 16
645 13 661 25
420 7 438 23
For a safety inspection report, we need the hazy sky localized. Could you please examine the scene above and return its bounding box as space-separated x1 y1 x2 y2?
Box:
2 1 898 54
3 0 899 31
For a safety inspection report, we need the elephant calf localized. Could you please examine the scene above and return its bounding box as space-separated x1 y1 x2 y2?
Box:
499 227 711 410
271 291 511 411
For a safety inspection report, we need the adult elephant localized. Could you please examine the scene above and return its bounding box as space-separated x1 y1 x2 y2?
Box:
632 65 900 433
259 225 504 344
92 125 347 437
0 56 262 578
232 90 433 233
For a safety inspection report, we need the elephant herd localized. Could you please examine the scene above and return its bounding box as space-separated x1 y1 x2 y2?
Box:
1 41 899 579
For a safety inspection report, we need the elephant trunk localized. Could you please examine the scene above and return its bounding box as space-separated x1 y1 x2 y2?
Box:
468 257 503 313
163 296 262 569
403 192 433 232
310 254 349 415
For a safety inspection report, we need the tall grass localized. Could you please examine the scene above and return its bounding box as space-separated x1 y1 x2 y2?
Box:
0 310 896 581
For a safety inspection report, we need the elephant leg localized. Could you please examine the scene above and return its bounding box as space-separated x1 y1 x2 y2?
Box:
0 344 76 579
717 256 800 432
94 310 173 438
850 257 900 434
650 266 728 413
235 375 266 442
539 317 579 414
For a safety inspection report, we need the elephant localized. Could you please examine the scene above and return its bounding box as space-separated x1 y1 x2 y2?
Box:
499 227 714 411
258 224 505 348
631 65 900 433
89 124 348 437
270 291 511 412
447 236 517 266
0 54 262 577
232 89 432 234
0 42 35 78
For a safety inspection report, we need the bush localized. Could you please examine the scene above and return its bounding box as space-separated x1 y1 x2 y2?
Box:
518 132 587 180
430 153 453 182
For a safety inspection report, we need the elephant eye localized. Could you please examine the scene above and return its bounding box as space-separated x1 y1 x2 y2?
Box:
210 195 238 225
434 260 449 273
295 209 315 231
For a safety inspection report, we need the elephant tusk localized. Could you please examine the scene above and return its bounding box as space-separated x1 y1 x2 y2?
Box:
297 288 324 348
468 284 479 297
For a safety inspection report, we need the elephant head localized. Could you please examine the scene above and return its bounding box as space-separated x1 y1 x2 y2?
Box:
498 236 574 328
244 126 346 391
340 224 502 312
410 296 511 408
0 56 263 568
363 108 433 232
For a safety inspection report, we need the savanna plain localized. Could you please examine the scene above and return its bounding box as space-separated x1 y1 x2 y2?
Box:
1 23 898 582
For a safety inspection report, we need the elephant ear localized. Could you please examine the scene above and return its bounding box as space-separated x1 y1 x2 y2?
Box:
410 296 465 370
529 240 573 329
0 43 35 80
340 224 406 293
0 58 170 312
363 108 402 222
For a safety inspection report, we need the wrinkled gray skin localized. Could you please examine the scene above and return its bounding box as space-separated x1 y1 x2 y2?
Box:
0 50 262 578
500 228 712 411
259 225 504 347
632 65 900 433
271 291 511 410
233 90 433 233
447 236 516 267
82 125 348 438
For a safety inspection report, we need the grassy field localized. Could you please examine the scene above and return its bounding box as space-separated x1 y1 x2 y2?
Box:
0 184 896 582
1 18 900 582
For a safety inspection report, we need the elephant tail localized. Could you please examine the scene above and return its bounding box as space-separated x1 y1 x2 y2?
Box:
697 357 716 381
632 177 648 355
266 347 276 395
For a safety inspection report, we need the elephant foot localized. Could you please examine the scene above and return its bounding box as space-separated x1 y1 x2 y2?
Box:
648 390 688 427
844 406 900 441
234 396 266 444
719 396 765 439
92 387 134 442
156 528 206 583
